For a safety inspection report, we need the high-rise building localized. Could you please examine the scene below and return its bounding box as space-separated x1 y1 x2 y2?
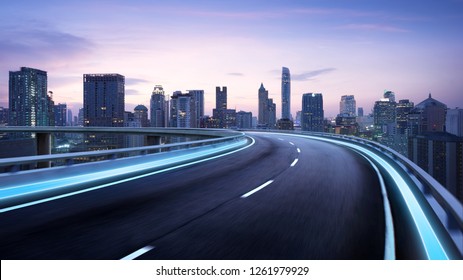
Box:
9 67 51 127
236 111 252 129
170 91 196 128
150 85 166 127
54 103 67 126
187 90 204 128
339 95 356 116
0 107 9 125
268 98 276 129
67 109 73 126
216 86 227 110
281 67 291 120
446 108 463 137
134 105 149 127
358 107 364 117
83 73 125 149
258 83 269 126
396 99 414 134
301 93 324 132
408 94 446 135
83 74 125 127
408 132 463 203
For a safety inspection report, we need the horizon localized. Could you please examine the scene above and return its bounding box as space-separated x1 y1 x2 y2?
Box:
1 0 462 118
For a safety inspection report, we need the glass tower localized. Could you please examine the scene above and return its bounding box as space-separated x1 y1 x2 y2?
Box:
302 93 324 132
281 67 291 120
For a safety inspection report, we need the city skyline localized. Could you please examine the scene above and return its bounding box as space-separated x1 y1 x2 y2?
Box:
1 0 463 117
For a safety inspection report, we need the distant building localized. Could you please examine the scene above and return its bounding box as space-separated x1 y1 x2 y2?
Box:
408 94 446 135
213 86 236 128
446 108 463 137
150 85 166 127
134 104 149 127
187 90 204 128
170 91 196 128
281 67 291 119
393 99 414 155
83 73 125 127
54 103 67 126
216 86 227 110
258 83 276 128
83 73 125 149
384 90 396 102
0 107 9 125
277 118 294 130
301 93 324 132
236 111 252 129
357 107 364 117
9 67 52 127
408 132 463 203
67 109 73 126
295 111 302 127
339 95 356 117
373 98 396 146
334 115 358 135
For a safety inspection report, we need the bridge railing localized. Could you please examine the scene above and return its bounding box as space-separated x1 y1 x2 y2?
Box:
0 127 246 173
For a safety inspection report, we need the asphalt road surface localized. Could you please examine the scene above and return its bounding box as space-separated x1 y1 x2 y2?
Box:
0 132 385 259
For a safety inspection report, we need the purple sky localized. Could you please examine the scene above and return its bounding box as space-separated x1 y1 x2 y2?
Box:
1 0 462 118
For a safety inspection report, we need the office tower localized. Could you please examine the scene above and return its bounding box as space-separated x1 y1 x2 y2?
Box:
373 98 396 132
9 67 51 127
0 107 9 125
408 94 446 135
78 108 84 126
216 86 227 110
236 111 252 129
396 99 414 134
384 90 396 102
258 83 269 126
134 105 149 127
67 109 73 126
295 111 302 126
281 67 291 119
358 107 364 117
301 93 324 132
446 108 463 137
83 73 125 150
54 103 67 126
187 90 204 128
83 73 125 127
150 85 166 127
213 86 235 128
408 133 463 203
339 95 356 116
170 91 196 128
257 83 276 128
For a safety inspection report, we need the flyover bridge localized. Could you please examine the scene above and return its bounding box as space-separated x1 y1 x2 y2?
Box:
0 127 461 260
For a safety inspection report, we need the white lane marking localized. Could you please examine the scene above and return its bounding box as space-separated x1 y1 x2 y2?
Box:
241 180 274 198
289 142 294 145
297 148 301 153
278 138 284 141
290 158 299 167
120 245 155 260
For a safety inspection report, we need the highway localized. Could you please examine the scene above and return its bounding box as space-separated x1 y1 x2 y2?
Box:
0 132 386 259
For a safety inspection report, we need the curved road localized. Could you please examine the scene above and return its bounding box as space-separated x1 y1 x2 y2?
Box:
0 132 385 259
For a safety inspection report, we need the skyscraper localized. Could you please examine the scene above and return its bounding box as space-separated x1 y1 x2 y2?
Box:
446 108 463 137
236 111 253 129
408 93 447 135
170 91 195 128
216 86 227 110
83 73 125 149
150 85 166 127
83 74 125 127
281 67 291 120
134 105 149 127
339 95 356 116
301 93 324 132
54 103 67 126
187 90 204 128
258 83 269 125
9 67 52 127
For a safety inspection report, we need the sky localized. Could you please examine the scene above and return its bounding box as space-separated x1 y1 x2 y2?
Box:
1 0 462 118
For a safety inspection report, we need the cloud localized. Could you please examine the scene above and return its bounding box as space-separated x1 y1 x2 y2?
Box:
291 68 337 81
227 72 244 76
336 23 409 33
125 89 142 96
126 78 151 85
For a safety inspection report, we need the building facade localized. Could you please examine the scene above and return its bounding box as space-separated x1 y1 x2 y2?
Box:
54 103 67 126
446 108 463 137
281 67 291 120
301 93 324 132
339 95 356 117
150 85 166 127
9 67 52 127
